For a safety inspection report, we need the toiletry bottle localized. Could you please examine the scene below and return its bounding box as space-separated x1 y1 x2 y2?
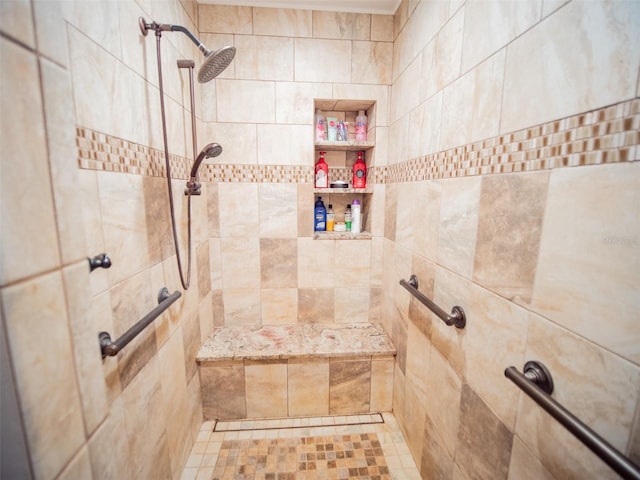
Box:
327 117 338 141
345 204 352 232
352 151 367 189
326 204 335 231
315 109 326 141
356 110 367 141
314 197 326 231
351 200 361 234
315 151 328 188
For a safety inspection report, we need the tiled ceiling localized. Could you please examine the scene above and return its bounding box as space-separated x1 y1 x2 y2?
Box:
198 0 401 15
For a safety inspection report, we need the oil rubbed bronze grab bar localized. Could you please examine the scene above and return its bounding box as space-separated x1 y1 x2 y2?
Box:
505 361 640 480
99 287 181 358
399 275 466 329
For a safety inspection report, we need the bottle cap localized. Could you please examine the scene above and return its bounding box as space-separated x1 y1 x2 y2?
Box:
352 200 360 205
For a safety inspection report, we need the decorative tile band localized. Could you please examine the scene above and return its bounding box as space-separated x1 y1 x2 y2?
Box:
77 98 638 183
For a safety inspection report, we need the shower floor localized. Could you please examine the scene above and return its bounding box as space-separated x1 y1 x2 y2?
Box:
180 413 421 480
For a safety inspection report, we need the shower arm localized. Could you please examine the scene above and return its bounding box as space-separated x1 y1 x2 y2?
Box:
139 18 209 55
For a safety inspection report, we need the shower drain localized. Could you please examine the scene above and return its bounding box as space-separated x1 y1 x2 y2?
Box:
213 413 385 432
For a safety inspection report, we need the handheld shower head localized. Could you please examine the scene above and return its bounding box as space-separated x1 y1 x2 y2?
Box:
185 143 223 195
139 17 235 82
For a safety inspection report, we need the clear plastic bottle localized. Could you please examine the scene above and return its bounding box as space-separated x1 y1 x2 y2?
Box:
355 110 367 142
326 204 335 231
345 204 352 232
315 109 326 141
351 200 361 234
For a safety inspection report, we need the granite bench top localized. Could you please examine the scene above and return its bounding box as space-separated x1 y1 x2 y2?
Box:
196 323 396 362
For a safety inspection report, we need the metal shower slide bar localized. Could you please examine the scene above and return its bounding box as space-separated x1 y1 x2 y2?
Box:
505 361 640 480
399 275 466 329
99 287 181 358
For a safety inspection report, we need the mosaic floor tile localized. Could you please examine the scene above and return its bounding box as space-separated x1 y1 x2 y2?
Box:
212 433 390 479
181 413 421 480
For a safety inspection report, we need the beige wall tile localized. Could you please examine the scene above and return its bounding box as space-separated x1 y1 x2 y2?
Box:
390 55 422 123
371 14 394 42
405 322 430 406
218 183 260 237
370 356 394 411
199 291 214 342
461 0 541 73
298 288 335 323
298 183 314 238
157 329 192 477
394 181 415 249
501 0 640 133
259 183 299 238
352 41 393 85
88 399 133 479
436 176 480 280
62 263 109 435
221 238 260 289
261 288 297 325
97 172 150 285
0 38 60 285
257 124 314 165
465 283 528 429
520 313 640 456
507 437 555 480
57 446 93 480
288 359 330 416
201 122 258 165
335 240 372 287
402 380 426 466
412 180 440 262
0 0 35 48
253 7 312 37
329 358 372 414
531 162 640 363
295 38 352 83
234 35 294 81
335 287 370 323
217 80 276 123
199 4 252 34
421 415 454 479
40 59 88 265
456 384 513 480
260 238 298 288
312 11 370 40
200 361 246 420
420 7 464 101
423 347 462 457
473 171 549 303
223 289 261 326
275 81 333 124
440 49 505 150
245 361 288 418
2 272 85 479
297 238 335 288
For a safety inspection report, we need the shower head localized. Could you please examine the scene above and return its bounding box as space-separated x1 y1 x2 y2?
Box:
139 17 235 82
185 143 223 195
198 46 236 83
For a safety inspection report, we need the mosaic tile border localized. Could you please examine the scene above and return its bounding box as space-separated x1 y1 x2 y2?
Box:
77 98 639 184
384 97 639 182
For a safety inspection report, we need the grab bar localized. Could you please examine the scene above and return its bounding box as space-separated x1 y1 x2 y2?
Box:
505 361 640 480
99 287 181 358
399 275 466 329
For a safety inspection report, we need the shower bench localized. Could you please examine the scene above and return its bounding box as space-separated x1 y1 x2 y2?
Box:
196 323 396 421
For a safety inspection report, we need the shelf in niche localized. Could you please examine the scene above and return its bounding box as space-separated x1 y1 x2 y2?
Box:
313 187 373 194
313 231 372 240
314 141 375 152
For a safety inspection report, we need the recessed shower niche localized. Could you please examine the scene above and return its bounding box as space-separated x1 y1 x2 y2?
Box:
312 99 377 240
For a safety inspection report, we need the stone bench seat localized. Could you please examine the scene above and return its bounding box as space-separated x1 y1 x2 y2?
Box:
196 323 396 421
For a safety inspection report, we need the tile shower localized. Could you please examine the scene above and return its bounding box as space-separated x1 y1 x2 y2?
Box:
1 1 639 480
